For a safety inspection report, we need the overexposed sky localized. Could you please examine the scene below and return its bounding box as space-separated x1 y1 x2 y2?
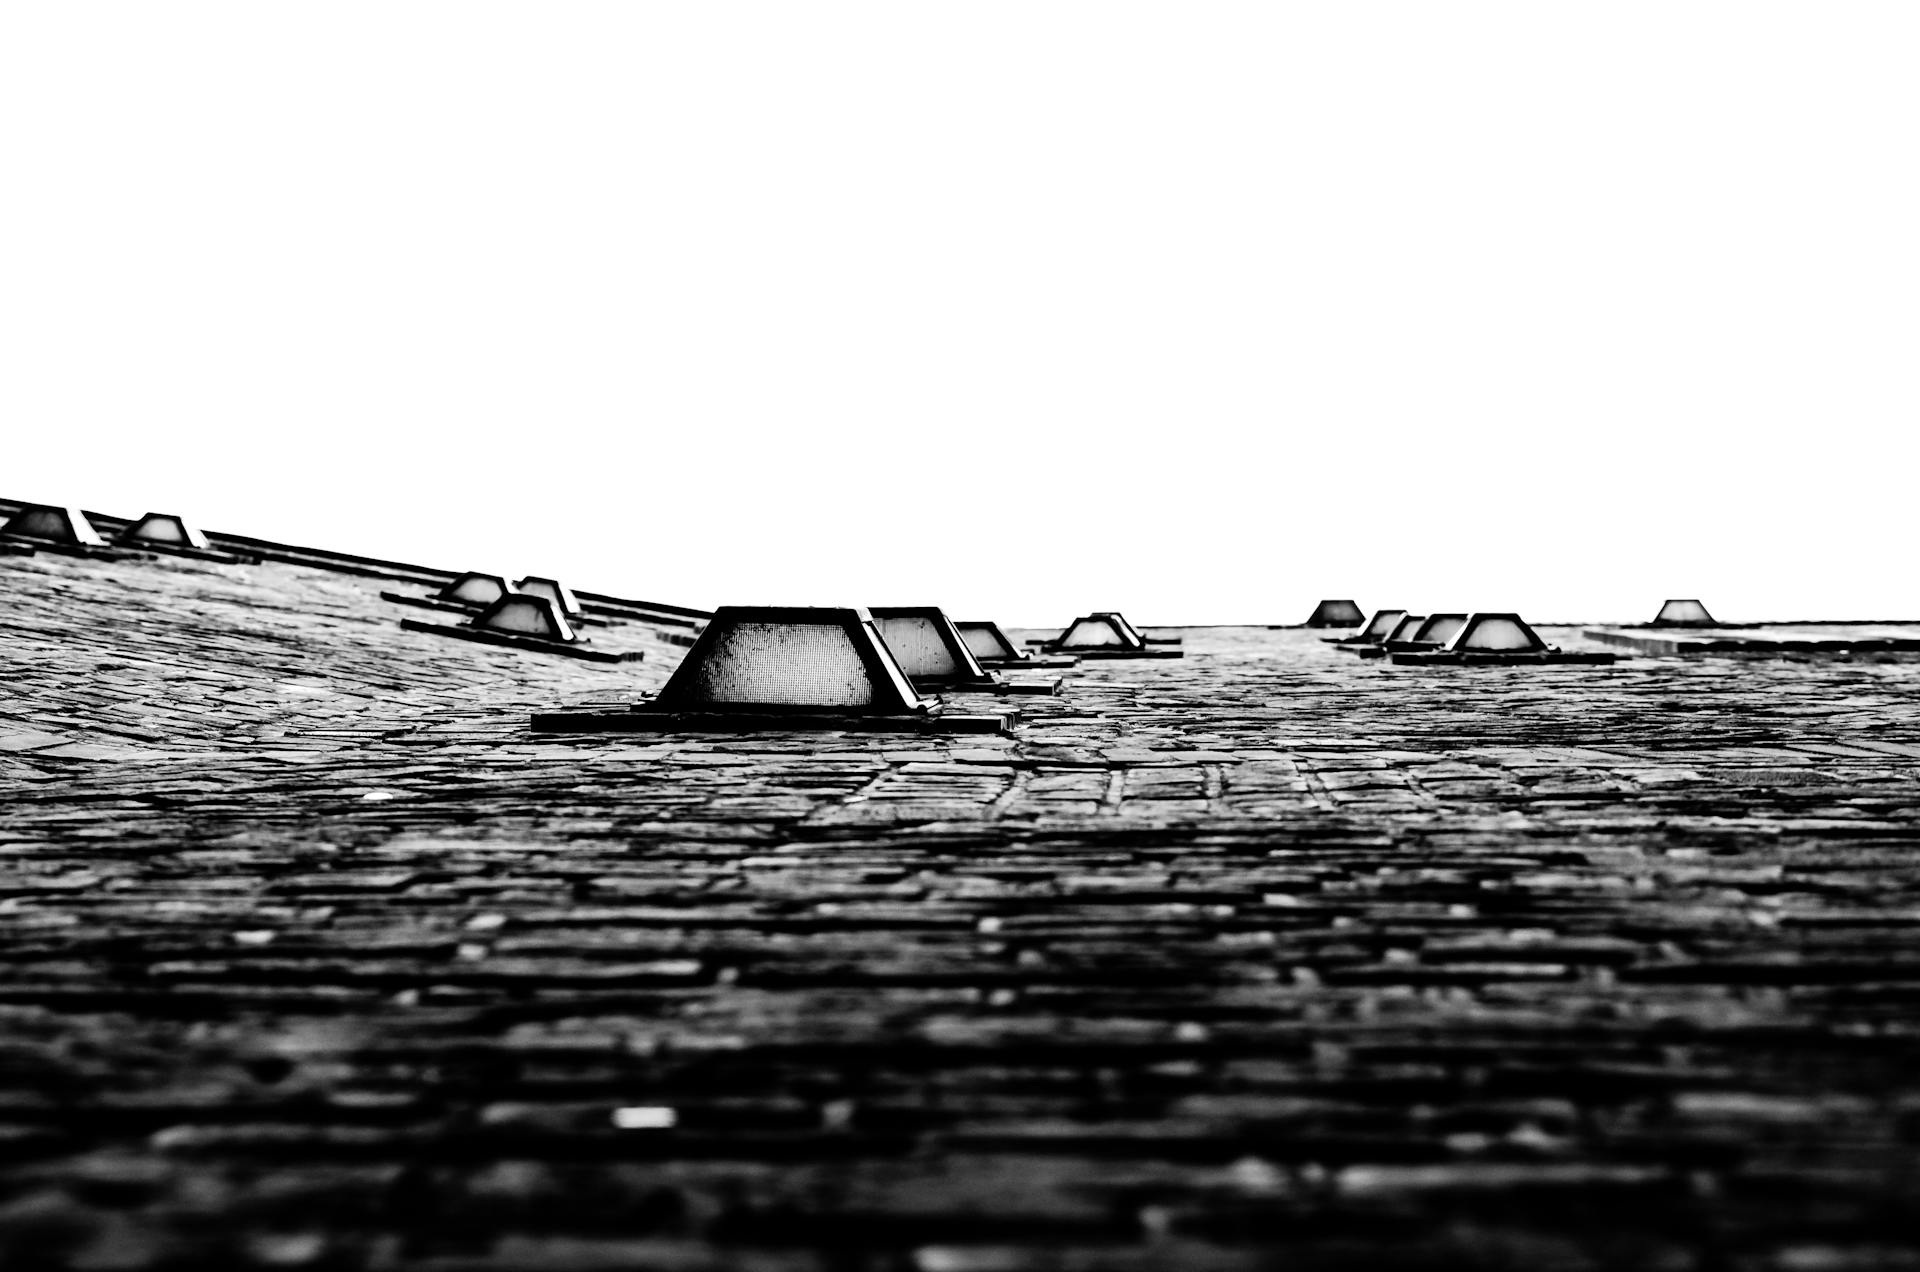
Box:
4 4 1916 626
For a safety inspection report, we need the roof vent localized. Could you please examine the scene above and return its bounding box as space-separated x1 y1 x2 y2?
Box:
118 512 212 550
1304 599 1365 628
437 572 516 608
515 576 584 621
1323 608 1406 645
3 505 104 547
1654 599 1715 626
473 594 579 643
529 606 1016 734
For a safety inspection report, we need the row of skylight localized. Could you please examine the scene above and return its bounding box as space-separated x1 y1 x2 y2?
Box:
2 505 211 552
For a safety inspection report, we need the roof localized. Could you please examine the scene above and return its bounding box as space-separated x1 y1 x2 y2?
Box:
4 501 1920 1268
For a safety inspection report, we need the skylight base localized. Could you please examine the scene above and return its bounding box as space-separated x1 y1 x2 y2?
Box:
399 618 643 663
975 654 1078 670
0 538 118 561
531 708 1017 736
930 677 1063 696
383 592 611 627
1389 651 1619 667
124 542 258 566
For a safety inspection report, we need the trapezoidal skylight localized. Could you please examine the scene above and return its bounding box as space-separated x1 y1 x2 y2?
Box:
437 572 515 608
1305 599 1364 628
1654 599 1715 626
650 606 930 715
1055 614 1138 649
119 512 211 549
1355 609 1408 641
870 607 995 687
472 594 579 643
1383 614 1427 643
1410 613 1468 645
515 576 584 620
956 620 1023 662
2 505 104 547
1447 613 1548 653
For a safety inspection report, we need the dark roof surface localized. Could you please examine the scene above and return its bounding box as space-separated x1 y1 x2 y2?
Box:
4 518 1920 1269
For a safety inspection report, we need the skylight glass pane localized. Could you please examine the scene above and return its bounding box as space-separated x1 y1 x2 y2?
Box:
517 578 581 616
675 622 879 707
875 616 963 679
1656 600 1714 624
6 507 102 546
1360 610 1407 639
1059 617 1127 647
958 623 1018 660
128 516 188 544
443 575 510 606
1455 616 1543 651
1417 614 1467 644
477 596 575 641
1310 600 1365 626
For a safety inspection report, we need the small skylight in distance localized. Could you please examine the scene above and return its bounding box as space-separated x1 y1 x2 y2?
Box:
472 594 579 643
1654 599 1715 626
119 513 211 550
437 573 515 608
1411 613 1468 645
515 577 584 620
1305 599 1365 628
2 505 104 547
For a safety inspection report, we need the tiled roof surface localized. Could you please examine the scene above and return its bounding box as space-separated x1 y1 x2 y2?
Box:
5 526 1920 1268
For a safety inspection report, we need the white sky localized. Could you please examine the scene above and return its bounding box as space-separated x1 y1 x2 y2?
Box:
4 4 1916 626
